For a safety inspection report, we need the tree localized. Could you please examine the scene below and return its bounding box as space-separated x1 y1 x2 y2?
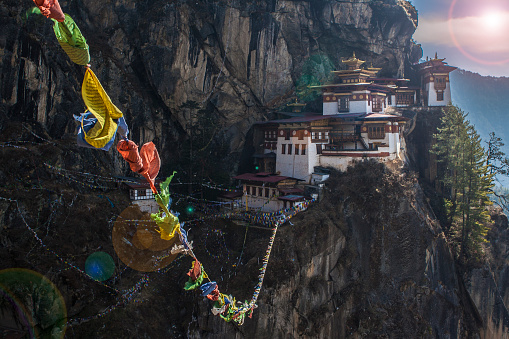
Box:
295 53 335 103
486 132 509 176
432 105 493 262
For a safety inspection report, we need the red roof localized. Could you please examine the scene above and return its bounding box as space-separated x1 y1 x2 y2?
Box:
256 113 365 125
278 187 304 195
363 113 409 121
234 173 297 183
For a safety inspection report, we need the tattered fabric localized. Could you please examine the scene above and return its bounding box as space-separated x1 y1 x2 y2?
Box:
32 0 64 22
74 112 128 151
116 140 160 194
151 173 181 240
187 260 201 281
200 282 217 297
53 14 90 65
206 285 220 301
184 270 205 291
82 68 123 149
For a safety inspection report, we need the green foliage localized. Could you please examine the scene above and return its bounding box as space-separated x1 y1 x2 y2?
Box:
486 132 509 176
295 53 335 102
432 105 494 263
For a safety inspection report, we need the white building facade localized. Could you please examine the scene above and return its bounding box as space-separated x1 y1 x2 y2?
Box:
251 53 455 183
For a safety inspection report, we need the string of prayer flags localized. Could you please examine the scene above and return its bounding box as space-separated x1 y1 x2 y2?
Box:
81 68 124 149
74 112 128 151
53 14 90 65
32 0 64 22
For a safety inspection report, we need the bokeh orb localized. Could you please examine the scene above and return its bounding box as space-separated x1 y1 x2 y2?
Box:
85 252 116 281
112 205 180 272
0 268 67 339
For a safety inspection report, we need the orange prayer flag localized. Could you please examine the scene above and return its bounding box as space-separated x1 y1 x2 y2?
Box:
32 0 65 22
117 140 160 193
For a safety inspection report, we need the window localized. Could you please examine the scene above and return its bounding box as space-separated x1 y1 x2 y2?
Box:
387 95 392 106
265 130 276 141
437 91 444 101
301 144 306 155
288 144 292 155
265 188 269 197
316 144 322 154
338 97 349 112
368 126 385 139
434 76 447 90
246 186 250 195
295 144 300 155
258 187 263 196
285 130 290 140
281 144 286 154
396 93 414 105
138 189 146 197
372 96 382 112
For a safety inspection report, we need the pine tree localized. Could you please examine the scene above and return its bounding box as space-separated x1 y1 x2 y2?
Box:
486 132 509 176
432 105 493 262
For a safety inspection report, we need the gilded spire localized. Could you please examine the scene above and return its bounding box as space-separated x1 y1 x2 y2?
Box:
342 52 365 70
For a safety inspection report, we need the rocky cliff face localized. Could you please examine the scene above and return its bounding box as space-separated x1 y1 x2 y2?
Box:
0 0 419 175
404 107 509 339
6 0 508 338
188 162 483 338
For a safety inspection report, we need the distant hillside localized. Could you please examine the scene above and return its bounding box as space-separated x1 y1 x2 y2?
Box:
451 69 509 153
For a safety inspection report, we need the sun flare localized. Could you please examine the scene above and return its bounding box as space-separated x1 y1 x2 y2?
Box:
481 11 504 31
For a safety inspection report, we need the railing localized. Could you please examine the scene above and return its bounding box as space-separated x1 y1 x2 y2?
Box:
323 144 378 152
329 133 357 142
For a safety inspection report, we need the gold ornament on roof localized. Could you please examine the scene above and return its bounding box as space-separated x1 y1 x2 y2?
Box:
342 52 366 70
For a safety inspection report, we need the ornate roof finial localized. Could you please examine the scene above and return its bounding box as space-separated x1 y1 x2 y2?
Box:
352 51 356 59
435 52 438 59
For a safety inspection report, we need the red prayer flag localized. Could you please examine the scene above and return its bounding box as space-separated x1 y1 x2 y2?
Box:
186 260 201 281
117 140 160 193
33 0 65 22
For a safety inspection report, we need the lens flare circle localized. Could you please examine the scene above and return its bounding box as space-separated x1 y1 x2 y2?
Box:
448 0 509 65
0 268 67 338
85 251 116 281
112 205 180 272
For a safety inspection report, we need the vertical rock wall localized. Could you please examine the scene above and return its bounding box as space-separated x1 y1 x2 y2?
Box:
189 163 480 338
0 0 419 174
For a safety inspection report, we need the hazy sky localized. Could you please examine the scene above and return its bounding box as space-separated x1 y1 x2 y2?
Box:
412 0 509 77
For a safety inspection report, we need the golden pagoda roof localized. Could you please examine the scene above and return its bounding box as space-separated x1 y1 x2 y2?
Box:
341 52 365 67
332 69 379 77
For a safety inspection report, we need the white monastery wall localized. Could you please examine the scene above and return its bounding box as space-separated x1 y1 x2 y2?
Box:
426 81 452 106
276 134 312 181
323 102 338 115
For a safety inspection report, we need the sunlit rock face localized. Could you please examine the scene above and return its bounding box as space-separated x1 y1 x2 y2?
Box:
0 0 418 173
188 163 478 338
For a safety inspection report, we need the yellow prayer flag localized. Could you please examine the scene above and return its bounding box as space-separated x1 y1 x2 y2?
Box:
81 68 123 149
